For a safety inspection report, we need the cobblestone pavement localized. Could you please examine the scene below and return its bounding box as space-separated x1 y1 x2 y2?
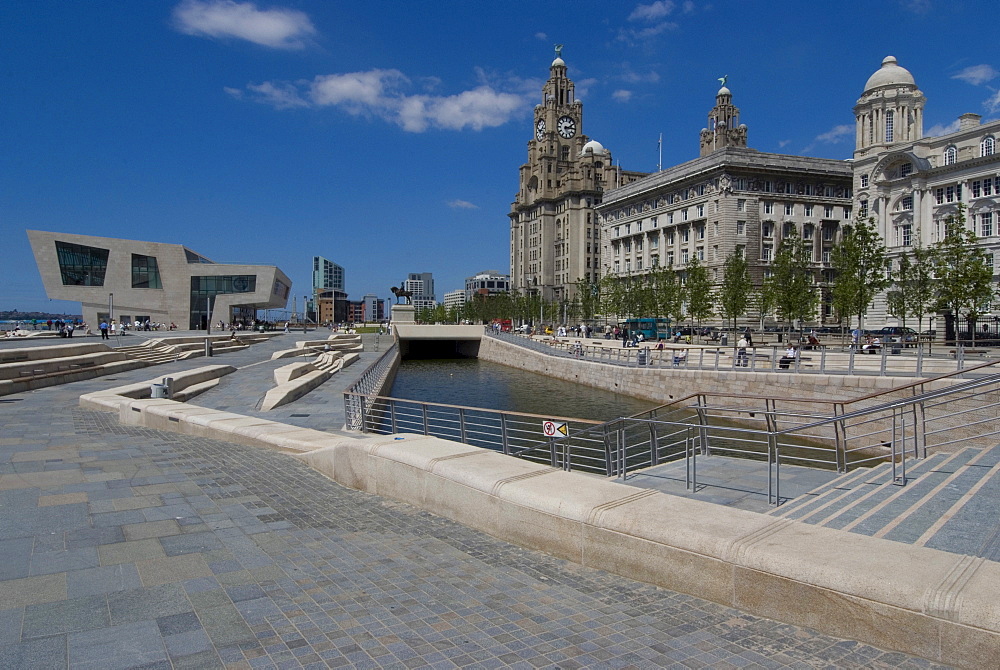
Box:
0 344 949 669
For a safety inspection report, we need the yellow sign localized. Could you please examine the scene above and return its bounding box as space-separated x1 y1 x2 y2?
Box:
542 421 568 437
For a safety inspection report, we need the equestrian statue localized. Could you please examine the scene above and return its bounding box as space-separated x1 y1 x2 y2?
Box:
390 286 413 304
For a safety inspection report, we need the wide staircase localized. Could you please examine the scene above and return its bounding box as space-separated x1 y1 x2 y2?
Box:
770 445 1000 561
114 340 179 364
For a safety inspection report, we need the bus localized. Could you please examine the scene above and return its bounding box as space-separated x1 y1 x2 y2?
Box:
620 318 671 341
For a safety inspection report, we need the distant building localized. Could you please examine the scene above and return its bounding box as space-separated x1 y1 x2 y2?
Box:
443 290 466 312
464 270 510 301
402 272 436 310
509 49 646 304
309 256 345 323
346 293 385 324
851 56 1000 325
27 230 291 329
597 83 854 324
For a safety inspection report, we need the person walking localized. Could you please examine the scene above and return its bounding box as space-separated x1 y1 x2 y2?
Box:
736 334 749 367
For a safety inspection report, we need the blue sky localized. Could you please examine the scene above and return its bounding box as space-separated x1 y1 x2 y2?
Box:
3 0 998 314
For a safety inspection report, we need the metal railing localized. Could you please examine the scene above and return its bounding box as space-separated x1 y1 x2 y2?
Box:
487 328 996 378
344 343 399 432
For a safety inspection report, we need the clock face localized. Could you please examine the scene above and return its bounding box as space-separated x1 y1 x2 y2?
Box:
557 116 576 138
535 119 546 140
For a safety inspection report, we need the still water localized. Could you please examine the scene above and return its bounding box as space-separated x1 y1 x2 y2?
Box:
390 358 655 422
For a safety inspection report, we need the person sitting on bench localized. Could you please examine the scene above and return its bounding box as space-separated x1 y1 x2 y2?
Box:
779 344 797 369
673 349 687 366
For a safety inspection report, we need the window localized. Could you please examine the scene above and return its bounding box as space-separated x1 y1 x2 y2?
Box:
823 226 834 241
859 200 868 218
762 222 774 237
844 207 851 219
901 195 913 211
944 146 957 165
636 239 643 251
902 224 912 247
697 248 704 261
636 259 643 270
697 225 705 240
861 174 869 188
762 244 773 261
804 205 813 217
651 255 659 267
737 199 746 212
131 254 162 289
973 181 982 198
55 241 109 286
667 231 675 244
900 162 912 177
803 225 814 240
936 188 944 204
885 110 894 142
946 186 955 203
624 241 631 253
666 252 674 266
783 222 796 237
697 204 705 217
982 212 994 237
668 213 674 224
763 201 773 214
681 250 689 264
784 203 794 216
822 250 831 263
682 228 690 242
735 245 745 258
824 205 833 218
986 179 994 196
683 208 689 221
736 220 746 235
982 136 996 157
625 224 631 234
650 237 659 250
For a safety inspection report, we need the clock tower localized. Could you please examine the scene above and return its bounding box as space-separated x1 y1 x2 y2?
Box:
509 47 645 307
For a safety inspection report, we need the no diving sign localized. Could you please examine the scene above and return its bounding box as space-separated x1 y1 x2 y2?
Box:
542 420 568 437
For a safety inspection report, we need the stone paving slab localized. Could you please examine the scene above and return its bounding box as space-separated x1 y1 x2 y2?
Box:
0 350 948 668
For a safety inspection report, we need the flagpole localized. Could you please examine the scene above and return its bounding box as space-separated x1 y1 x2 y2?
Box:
657 133 662 172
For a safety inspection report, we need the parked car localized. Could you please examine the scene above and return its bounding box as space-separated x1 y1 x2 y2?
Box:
873 326 918 346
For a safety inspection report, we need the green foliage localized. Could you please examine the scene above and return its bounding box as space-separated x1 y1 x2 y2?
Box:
932 205 995 322
830 216 889 329
718 251 750 329
769 230 817 327
684 257 713 325
888 244 935 330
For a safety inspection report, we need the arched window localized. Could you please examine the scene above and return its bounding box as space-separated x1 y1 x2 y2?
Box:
943 145 957 166
982 136 996 157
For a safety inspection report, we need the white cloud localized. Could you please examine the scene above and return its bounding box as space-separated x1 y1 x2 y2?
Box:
926 119 962 136
815 124 854 144
172 0 316 49
612 90 633 103
629 1 675 21
447 200 478 210
617 22 676 43
234 81 308 108
986 89 1000 114
952 64 1000 86
535 32 548 41
621 69 660 84
575 77 598 99
778 139 791 148
234 68 530 132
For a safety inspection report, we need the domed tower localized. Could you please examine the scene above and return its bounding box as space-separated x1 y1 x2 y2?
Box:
853 56 925 157
699 77 748 157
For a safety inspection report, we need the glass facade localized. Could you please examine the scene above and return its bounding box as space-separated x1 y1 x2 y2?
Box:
189 275 257 329
131 254 162 289
184 249 214 264
55 241 110 286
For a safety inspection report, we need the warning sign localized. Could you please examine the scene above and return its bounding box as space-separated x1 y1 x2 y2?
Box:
542 420 569 437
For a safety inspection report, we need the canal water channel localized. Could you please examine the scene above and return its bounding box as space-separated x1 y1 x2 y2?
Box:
390 357 655 423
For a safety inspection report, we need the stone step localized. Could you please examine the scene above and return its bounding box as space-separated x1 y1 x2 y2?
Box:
921 450 1000 559
873 448 1000 544
769 462 893 520
772 455 943 523
815 449 982 532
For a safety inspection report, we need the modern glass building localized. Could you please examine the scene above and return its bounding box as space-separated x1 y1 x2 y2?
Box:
28 231 292 329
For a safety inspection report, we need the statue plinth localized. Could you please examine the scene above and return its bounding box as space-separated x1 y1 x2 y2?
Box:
392 304 415 324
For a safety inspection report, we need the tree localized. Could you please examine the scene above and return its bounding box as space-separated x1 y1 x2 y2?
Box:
718 251 750 332
684 256 714 326
830 216 889 331
769 230 818 334
887 244 935 333
650 265 683 328
932 205 996 344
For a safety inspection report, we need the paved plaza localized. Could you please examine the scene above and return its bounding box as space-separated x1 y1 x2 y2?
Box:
0 334 951 668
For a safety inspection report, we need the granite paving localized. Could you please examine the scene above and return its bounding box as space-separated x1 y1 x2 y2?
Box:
0 334 952 668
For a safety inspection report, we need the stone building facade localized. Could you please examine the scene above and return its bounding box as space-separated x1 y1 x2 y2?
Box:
852 56 1000 325
27 230 291 329
597 86 854 324
509 50 645 304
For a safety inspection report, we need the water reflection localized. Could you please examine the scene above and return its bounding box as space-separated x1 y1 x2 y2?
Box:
391 358 654 422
